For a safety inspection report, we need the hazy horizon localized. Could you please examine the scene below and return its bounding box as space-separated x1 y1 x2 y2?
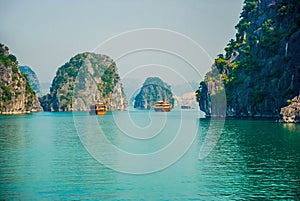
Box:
1 0 243 84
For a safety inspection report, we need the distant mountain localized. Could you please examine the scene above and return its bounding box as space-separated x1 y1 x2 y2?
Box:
39 52 127 112
19 65 41 96
134 77 174 109
0 43 42 114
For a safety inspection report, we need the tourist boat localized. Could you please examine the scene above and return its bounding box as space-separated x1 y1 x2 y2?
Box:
153 101 172 112
181 105 191 109
89 103 107 115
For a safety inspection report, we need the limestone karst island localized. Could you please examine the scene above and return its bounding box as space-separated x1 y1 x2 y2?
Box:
1 0 300 200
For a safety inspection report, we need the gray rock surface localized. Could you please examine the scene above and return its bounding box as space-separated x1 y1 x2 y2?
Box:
195 82 211 116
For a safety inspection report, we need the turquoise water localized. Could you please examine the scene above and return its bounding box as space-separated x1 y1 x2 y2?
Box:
0 111 299 200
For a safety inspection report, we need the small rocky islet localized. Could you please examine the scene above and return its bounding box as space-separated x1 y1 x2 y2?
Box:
280 95 300 123
134 77 174 110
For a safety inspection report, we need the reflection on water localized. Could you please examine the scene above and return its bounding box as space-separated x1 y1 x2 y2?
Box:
0 112 299 200
283 123 298 132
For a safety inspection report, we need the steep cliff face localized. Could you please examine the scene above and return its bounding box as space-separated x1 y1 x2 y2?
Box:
195 82 211 116
20 66 41 96
199 0 300 118
134 77 174 109
40 52 127 112
0 44 42 114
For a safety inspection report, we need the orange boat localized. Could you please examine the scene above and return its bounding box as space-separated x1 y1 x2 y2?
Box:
89 103 107 115
154 101 172 112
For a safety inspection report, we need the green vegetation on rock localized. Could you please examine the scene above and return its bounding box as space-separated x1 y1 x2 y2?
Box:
0 43 42 114
198 0 300 117
0 83 12 101
40 52 127 112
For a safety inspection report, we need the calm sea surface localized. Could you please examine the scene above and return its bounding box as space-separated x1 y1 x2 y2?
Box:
0 111 299 200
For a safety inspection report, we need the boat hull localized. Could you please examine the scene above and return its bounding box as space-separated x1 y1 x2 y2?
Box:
96 110 107 115
181 105 191 109
154 107 171 112
89 103 107 115
153 101 172 112
89 110 107 115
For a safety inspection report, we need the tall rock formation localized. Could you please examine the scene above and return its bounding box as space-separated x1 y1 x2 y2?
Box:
197 0 300 118
40 52 127 112
20 66 41 96
134 77 174 109
0 44 42 114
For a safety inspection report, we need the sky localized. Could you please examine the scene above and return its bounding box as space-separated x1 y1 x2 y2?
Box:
0 0 244 84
